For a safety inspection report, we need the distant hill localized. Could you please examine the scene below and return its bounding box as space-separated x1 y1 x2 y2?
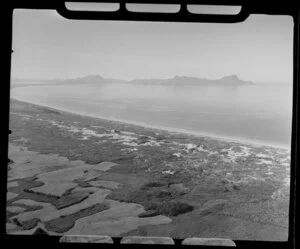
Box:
150 74 253 86
11 74 253 88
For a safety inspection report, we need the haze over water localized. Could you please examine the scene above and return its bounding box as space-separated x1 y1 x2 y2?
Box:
11 82 292 148
11 9 294 149
7 8 293 241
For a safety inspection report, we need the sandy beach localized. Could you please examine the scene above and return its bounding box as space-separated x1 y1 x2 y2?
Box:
6 99 290 240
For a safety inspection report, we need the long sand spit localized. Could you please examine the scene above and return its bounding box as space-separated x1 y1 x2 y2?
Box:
7 100 290 240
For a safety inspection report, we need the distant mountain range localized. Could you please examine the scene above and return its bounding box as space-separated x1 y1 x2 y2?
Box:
11 74 253 88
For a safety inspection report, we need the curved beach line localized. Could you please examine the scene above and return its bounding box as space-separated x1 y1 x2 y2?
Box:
10 97 290 150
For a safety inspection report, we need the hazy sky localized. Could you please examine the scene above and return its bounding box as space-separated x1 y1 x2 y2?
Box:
11 8 293 83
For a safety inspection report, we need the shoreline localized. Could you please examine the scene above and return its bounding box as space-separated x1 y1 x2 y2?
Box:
10 97 290 150
7 98 290 240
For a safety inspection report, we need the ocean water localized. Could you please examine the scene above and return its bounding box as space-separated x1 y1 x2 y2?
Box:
11 83 293 148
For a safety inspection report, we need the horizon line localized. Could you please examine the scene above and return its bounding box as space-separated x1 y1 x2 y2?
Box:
10 74 292 85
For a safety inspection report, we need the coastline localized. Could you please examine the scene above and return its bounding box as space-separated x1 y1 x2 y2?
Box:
7 98 290 240
10 97 290 150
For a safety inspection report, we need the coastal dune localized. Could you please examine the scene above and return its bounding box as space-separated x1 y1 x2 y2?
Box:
6 99 290 240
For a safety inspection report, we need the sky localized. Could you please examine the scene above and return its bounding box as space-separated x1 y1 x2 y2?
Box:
11 6 293 83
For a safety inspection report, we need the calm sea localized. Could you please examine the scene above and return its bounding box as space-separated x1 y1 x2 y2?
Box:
11 83 293 148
